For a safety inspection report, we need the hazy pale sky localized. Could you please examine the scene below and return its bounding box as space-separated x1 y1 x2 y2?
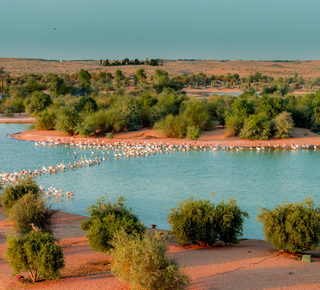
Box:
2 0 320 60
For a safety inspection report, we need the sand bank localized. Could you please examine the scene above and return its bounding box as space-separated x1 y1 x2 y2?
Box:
11 127 320 149
0 113 36 124
1 208 320 289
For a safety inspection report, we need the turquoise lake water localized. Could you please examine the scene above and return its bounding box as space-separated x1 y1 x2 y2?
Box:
1 123 320 240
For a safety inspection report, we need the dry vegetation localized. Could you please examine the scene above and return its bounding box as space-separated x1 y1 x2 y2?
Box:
2 58 320 79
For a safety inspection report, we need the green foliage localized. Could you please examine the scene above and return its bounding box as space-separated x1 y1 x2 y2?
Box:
239 114 273 140
274 111 294 138
257 95 287 119
186 125 202 140
257 198 320 253
3 105 14 117
55 105 81 135
182 101 212 130
154 114 190 138
225 114 243 137
78 69 91 90
25 92 52 117
168 196 248 245
78 96 98 114
12 99 25 115
7 194 56 235
87 109 126 135
80 196 145 253
1 177 40 213
35 109 56 130
75 122 94 137
5 231 65 282
109 230 190 290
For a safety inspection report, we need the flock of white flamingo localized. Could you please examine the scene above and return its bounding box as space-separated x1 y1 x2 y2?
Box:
1 137 319 199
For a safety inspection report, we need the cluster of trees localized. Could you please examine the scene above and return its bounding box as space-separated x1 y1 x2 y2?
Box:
81 196 190 289
2 67 320 140
2 178 320 285
1 178 64 283
101 58 161 67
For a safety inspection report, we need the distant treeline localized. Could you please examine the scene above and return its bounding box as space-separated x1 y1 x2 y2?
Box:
101 58 162 67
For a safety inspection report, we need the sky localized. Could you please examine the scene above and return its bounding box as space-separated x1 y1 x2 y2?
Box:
1 0 320 60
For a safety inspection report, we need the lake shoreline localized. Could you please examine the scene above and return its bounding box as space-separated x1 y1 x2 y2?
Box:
11 126 320 149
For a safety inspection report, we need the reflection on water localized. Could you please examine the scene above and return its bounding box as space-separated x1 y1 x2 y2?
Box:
1 124 320 239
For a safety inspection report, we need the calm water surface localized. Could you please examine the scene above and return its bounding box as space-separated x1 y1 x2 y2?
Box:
1 124 320 240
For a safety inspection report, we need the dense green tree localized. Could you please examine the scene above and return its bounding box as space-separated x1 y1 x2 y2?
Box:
25 92 52 117
35 109 56 130
258 198 320 253
80 196 145 253
7 193 56 235
168 196 248 245
5 231 65 282
1 177 40 213
134 68 147 88
78 96 98 114
274 111 294 138
239 114 273 140
55 105 81 135
12 99 25 115
78 69 91 91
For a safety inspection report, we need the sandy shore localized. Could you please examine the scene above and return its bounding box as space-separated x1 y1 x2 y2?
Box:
0 113 36 124
11 126 320 149
1 208 320 289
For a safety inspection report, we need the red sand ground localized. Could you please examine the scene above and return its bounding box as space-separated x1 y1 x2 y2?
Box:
1 209 320 290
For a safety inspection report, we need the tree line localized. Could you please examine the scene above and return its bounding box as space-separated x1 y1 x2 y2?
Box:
1 68 320 140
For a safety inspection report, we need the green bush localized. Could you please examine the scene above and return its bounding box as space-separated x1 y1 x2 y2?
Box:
182 101 212 130
75 122 94 137
87 109 126 135
274 111 294 139
154 114 190 138
225 114 243 137
80 196 145 253
5 231 65 283
55 105 81 135
35 109 56 130
3 106 14 117
239 114 273 140
257 197 320 253
186 125 202 140
168 196 248 245
109 230 190 290
7 194 56 235
1 177 40 213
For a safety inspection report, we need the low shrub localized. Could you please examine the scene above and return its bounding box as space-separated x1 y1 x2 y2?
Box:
109 230 190 290
274 111 294 139
168 196 248 245
7 194 56 235
1 177 40 213
186 125 202 140
5 231 65 283
35 109 56 130
80 196 145 253
3 106 14 117
154 114 190 138
257 197 320 253
75 122 95 137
